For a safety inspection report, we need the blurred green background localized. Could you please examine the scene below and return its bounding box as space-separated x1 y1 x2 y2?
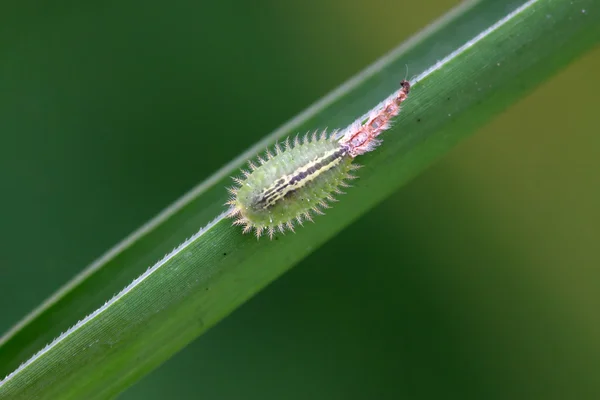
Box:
1 0 599 399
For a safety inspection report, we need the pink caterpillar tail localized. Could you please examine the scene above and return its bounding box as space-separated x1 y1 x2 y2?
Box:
340 80 411 157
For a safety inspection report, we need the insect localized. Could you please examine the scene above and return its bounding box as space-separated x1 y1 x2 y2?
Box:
226 80 411 239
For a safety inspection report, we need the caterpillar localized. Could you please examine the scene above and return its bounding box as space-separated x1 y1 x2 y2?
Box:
226 80 411 239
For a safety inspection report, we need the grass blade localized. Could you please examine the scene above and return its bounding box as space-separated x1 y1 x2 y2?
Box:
1 0 598 398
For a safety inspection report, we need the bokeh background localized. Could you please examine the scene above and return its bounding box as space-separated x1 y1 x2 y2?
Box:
1 0 599 399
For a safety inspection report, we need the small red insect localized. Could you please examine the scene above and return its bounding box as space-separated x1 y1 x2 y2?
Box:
340 80 411 157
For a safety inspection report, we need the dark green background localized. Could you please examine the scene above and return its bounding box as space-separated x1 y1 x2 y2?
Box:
1 0 599 398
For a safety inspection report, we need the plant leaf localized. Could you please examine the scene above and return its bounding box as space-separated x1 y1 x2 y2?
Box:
1 0 598 398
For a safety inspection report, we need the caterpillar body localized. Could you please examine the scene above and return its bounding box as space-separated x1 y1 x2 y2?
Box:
226 80 411 239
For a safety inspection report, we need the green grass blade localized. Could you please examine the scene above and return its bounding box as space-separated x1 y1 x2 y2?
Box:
1 0 599 398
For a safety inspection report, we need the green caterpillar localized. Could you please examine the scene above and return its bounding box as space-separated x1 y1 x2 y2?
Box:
227 80 411 239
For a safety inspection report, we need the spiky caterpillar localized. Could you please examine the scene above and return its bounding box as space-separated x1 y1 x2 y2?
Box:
227 80 411 239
